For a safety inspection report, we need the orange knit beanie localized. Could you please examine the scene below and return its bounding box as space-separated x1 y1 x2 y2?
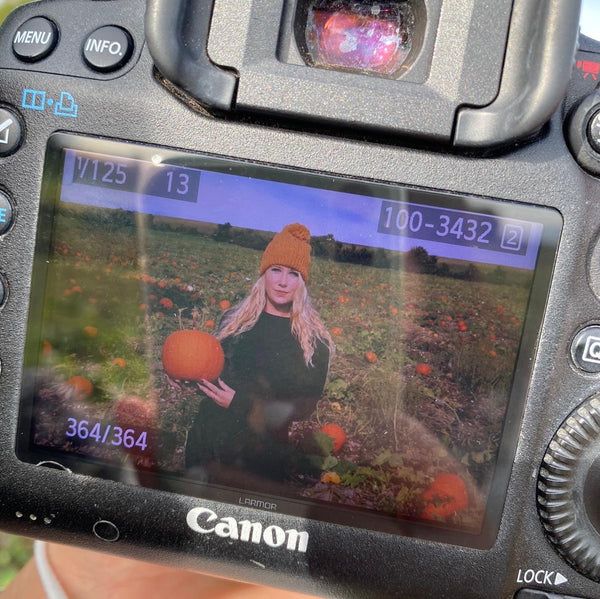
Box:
259 223 311 281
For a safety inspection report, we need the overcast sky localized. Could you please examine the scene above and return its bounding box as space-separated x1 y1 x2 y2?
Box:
581 0 600 40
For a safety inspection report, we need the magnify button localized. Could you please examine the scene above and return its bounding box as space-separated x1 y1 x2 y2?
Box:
571 325 600 373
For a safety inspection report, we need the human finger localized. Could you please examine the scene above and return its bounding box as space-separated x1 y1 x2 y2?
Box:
199 379 232 407
200 378 220 394
218 378 234 392
197 381 219 402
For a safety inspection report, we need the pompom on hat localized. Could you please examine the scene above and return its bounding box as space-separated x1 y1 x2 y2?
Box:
260 223 311 281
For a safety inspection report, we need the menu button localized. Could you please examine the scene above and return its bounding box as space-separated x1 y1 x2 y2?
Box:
12 17 58 62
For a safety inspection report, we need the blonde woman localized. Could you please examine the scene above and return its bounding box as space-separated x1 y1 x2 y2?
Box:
186 224 333 482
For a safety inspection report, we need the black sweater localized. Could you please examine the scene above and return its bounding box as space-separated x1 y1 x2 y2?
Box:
185 311 329 477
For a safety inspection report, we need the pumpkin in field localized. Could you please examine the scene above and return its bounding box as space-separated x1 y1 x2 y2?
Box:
162 330 224 381
365 351 378 363
415 363 431 376
421 473 468 520
321 472 341 484
66 376 94 399
320 423 346 453
159 297 174 309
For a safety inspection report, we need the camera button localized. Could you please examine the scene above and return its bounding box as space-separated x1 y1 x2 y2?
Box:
570 325 600 373
0 279 5 308
92 520 120 542
12 17 58 63
83 26 133 73
0 192 13 236
587 108 600 154
0 108 23 157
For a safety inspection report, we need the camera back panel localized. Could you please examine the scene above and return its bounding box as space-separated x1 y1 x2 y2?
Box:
1 1 600 598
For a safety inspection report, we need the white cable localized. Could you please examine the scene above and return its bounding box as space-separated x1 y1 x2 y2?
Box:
33 540 68 599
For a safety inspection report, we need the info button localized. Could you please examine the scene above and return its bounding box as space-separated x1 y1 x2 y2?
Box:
83 26 133 73
571 326 600 373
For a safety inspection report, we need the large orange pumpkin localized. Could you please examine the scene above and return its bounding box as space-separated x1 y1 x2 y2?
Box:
320 423 346 453
162 330 224 381
66 376 94 399
421 473 469 520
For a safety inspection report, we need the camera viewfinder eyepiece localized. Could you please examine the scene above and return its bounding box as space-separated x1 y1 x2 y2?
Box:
298 1 418 78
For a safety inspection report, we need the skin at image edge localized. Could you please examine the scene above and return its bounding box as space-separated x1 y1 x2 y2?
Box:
3 542 319 599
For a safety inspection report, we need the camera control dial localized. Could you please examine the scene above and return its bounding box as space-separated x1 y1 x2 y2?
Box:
538 394 600 582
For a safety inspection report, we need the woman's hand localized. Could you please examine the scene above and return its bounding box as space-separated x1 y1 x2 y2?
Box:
198 378 235 408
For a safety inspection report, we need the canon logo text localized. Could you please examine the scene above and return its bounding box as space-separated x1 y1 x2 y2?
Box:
186 507 309 553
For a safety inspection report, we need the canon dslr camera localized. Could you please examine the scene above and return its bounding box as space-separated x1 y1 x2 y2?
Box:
1 1 600 598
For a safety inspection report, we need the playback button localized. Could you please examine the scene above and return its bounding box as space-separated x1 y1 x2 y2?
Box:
0 108 22 157
571 325 600 373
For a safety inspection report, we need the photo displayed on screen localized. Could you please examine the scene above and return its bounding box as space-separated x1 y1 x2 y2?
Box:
20 138 559 542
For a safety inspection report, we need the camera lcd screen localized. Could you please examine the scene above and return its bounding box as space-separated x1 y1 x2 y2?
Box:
17 134 561 548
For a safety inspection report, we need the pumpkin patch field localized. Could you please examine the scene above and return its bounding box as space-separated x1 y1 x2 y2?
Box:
30 206 532 531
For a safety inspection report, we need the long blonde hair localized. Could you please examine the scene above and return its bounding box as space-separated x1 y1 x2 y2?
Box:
216 274 334 366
